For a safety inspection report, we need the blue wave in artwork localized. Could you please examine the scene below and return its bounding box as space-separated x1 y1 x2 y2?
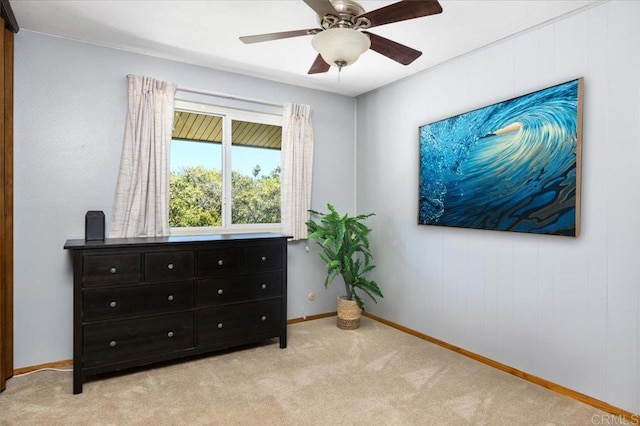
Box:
418 79 580 236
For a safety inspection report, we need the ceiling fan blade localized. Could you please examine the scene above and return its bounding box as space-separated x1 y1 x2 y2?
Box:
303 0 339 18
357 0 442 28
240 28 321 44
362 31 422 65
308 54 331 74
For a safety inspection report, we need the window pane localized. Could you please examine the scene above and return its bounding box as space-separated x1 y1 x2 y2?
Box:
231 120 281 224
170 113 223 227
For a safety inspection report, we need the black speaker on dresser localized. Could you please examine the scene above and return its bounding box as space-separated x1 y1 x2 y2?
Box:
85 211 105 241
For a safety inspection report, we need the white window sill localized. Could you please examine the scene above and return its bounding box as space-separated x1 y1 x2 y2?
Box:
170 225 283 236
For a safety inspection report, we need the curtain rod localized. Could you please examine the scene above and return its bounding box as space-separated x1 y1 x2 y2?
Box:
176 86 284 108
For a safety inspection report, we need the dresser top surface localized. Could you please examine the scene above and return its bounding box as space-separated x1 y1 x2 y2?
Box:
64 233 291 250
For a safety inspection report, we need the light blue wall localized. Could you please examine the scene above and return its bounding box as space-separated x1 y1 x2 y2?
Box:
356 1 639 414
14 30 355 368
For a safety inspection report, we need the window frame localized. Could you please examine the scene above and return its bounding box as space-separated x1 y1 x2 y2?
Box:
170 99 283 236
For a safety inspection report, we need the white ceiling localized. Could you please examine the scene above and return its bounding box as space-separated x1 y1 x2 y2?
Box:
11 0 599 97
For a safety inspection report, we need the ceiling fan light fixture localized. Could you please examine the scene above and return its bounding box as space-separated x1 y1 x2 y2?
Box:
311 28 371 69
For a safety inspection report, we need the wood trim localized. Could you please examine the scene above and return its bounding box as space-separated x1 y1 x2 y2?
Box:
0 21 5 392
574 77 584 237
0 0 18 33
14 360 73 376
287 312 336 325
363 312 639 421
1 26 12 385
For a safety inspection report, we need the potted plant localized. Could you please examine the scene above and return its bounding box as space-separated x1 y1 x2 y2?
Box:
306 203 383 329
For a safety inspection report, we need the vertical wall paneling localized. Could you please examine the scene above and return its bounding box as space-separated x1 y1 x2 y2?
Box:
356 1 640 414
603 0 640 411
582 4 609 402
455 52 489 358
532 20 559 383
548 11 590 392
462 230 485 354
637 3 640 413
509 31 541 374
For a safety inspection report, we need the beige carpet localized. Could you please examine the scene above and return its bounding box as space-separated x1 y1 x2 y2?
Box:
0 316 605 425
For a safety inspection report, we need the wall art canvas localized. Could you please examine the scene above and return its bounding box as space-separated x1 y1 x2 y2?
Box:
418 78 583 237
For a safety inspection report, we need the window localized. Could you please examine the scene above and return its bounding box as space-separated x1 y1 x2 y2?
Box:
169 100 282 234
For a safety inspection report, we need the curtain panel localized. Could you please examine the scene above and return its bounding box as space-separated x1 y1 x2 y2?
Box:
281 103 314 240
109 75 177 238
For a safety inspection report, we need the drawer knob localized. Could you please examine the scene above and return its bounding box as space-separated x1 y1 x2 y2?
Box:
217 289 223 295
261 315 267 321
261 256 267 262
218 259 224 266
217 323 223 329
167 263 174 270
109 340 117 347
167 331 174 338
109 267 117 274
167 295 174 301
109 301 117 308
261 284 267 290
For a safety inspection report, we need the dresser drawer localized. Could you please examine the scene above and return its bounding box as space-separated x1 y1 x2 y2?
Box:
197 273 281 307
197 248 242 277
83 254 141 286
83 312 194 367
197 299 281 345
144 250 194 282
243 245 282 272
83 281 194 321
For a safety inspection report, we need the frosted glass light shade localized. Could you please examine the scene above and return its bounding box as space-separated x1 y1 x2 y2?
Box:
311 28 371 67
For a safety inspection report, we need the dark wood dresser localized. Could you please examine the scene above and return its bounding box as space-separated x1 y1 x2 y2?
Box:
64 233 289 394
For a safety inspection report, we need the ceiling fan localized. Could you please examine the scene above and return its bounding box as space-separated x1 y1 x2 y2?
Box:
239 0 443 74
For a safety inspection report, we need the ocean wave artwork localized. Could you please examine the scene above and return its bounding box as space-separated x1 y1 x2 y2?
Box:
418 78 583 237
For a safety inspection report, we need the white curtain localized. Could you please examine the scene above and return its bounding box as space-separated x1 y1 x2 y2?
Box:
281 103 314 240
109 75 177 238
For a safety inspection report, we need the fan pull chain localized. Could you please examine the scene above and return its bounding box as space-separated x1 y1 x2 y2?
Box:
335 60 346 85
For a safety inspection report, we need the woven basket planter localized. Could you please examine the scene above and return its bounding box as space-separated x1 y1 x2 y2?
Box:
337 296 362 330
